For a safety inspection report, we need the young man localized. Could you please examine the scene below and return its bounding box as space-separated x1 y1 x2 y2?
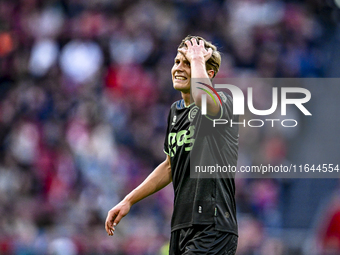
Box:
105 35 239 254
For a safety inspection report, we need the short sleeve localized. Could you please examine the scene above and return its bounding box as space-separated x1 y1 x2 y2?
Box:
163 108 172 155
219 91 234 122
204 91 233 122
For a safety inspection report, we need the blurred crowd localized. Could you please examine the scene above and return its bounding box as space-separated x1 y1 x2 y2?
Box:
0 0 338 254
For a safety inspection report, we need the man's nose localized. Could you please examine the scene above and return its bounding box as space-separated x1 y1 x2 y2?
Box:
175 62 184 71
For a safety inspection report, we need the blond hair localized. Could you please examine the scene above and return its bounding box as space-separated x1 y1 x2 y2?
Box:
178 35 221 78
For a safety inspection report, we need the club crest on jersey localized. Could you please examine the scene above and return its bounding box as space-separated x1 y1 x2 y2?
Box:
188 106 199 122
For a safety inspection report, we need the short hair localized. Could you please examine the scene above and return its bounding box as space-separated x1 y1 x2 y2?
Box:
178 35 221 78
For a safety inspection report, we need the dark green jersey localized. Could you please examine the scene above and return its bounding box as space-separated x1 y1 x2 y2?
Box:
164 92 239 235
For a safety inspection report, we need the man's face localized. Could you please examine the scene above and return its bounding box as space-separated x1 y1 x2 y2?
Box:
171 51 191 93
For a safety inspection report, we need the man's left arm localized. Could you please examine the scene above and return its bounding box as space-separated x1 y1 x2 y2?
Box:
179 38 221 116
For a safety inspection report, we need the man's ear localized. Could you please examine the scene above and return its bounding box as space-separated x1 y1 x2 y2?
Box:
207 70 215 79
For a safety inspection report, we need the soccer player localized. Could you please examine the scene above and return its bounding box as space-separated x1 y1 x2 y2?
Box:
105 35 239 254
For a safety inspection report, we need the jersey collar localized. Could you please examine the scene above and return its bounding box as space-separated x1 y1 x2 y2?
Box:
176 99 195 110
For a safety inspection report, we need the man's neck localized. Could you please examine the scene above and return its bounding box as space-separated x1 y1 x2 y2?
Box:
181 92 192 107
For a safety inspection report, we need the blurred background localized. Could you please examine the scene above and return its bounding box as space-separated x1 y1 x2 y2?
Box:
1 0 340 254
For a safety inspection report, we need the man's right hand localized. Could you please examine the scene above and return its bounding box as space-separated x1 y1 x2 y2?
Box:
104 155 171 236
105 200 131 236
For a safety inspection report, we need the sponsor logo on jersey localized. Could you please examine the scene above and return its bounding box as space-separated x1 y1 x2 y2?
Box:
168 125 195 157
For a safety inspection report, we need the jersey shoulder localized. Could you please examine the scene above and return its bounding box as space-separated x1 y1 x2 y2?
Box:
217 91 233 104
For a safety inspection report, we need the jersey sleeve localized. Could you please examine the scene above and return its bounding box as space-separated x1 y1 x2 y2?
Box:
204 91 233 122
220 91 234 122
163 107 172 156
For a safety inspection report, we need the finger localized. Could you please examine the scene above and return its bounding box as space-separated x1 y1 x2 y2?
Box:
178 48 186 55
113 212 124 226
109 223 116 236
185 40 192 48
205 47 213 57
106 219 116 236
108 225 115 236
105 218 112 235
105 220 111 235
204 48 213 62
105 215 110 233
191 38 198 46
199 40 204 47
105 211 117 234
178 49 190 61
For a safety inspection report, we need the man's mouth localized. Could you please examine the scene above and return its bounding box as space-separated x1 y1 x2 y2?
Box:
175 76 187 80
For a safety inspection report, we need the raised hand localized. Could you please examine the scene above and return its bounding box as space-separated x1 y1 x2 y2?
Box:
178 38 213 63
